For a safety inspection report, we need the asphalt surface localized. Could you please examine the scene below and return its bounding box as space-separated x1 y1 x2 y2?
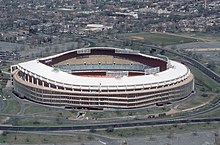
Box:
1 117 220 132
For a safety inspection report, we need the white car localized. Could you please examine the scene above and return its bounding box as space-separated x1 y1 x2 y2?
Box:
2 96 6 101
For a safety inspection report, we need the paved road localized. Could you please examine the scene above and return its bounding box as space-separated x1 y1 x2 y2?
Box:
180 54 220 84
1 117 220 132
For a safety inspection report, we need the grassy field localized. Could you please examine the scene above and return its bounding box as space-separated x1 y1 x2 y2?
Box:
86 107 170 119
179 32 220 41
187 65 220 91
0 117 7 123
119 32 199 46
6 118 77 126
93 122 220 138
177 93 215 110
212 64 220 76
2 98 20 114
24 104 76 118
0 132 95 144
195 104 220 118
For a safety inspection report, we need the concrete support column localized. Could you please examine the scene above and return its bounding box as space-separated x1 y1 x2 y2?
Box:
27 75 30 82
192 77 195 91
24 74 27 81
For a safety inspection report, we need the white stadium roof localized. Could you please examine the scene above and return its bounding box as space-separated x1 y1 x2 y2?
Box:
17 59 189 87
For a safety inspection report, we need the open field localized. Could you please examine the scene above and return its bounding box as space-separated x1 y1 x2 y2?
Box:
6 118 76 126
86 107 169 119
177 93 215 110
24 104 76 118
180 32 220 42
0 132 95 144
119 32 199 46
187 64 220 91
0 116 7 123
196 104 220 118
1 98 20 114
93 122 220 138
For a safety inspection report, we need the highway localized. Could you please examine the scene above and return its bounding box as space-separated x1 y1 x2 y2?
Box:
0 117 220 131
164 47 220 84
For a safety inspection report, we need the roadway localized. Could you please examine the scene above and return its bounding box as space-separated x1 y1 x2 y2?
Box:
0 117 220 132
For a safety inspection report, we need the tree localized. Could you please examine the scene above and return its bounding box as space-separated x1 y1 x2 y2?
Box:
159 50 165 55
26 137 30 142
105 126 114 132
201 93 208 97
87 135 94 140
207 61 216 69
89 128 96 133
170 45 177 50
2 131 9 136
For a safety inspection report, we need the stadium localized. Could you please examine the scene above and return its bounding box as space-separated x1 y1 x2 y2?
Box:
11 47 194 110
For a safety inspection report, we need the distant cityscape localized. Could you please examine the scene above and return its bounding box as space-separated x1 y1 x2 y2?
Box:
0 0 220 46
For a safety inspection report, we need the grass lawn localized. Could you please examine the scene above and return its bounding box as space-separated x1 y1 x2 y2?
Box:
2 98 20 114
177 93 214 110
6 118 75 126
24 104 76 118
211 64 220 76
119 32 199 46
0 132 95 144
86 107 170 119
194 100 220 118
187 65 220 91
180 32 220 41
0 116 7 123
